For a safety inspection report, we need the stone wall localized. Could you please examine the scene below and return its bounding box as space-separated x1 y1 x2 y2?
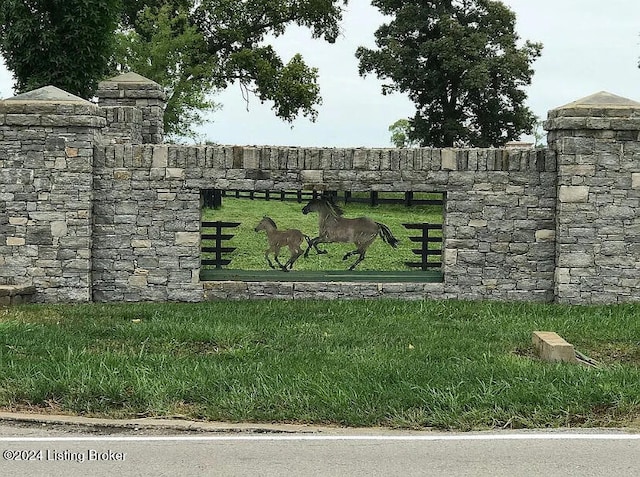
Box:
91 144 557 302
1 74 638 304
96 72 165 144
0 86 103 302
92 145 203 302
546 92 640 304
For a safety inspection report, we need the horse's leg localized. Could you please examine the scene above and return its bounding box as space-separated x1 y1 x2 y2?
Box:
314 242 328 255
303 238 317 258
342 250 359 261
304 237 327 257
348 251 366 270
342 249 364 269
264 250 276 269
345 240 374 270
270 246 288 271
285 244 303 270
301 236 317 259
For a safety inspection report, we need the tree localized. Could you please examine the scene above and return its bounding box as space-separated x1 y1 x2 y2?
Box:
113 0 348 139
388 119 420 147
356 0 542 147
0 0 121 98
0 1 348 139
113 4 220 139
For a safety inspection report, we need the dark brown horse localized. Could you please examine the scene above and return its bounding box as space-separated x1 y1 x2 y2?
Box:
302 198 399 270
254 216 310 271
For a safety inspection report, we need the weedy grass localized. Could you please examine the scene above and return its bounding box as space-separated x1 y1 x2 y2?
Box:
202 194 443 271
1 300 639 430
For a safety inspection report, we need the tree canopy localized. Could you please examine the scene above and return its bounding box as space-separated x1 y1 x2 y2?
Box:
0 0 121 98
356 0 542 147
113 0 349 138
0 0 348 139
388 119 420 148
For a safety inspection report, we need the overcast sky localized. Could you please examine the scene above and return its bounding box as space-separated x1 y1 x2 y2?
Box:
1 0 639 147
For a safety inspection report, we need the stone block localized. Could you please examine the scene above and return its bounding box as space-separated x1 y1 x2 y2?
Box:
50 221 68 237
114 169 132 180
128 274 148 287
175 232 199 246
532 331 577 364
468 219 487 227
559 186 589 203
535 229 556 242
165 168 185 179
558 252 594 267
151 145 168 168
9 217 28 226
441 149 457 170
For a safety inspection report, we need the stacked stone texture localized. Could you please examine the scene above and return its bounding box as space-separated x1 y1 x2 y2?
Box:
92 145 203 302
0 91 104 302
100 106 143 144
546 94 640 304
96 73 165 144
92 144 557 302
2 74 638 304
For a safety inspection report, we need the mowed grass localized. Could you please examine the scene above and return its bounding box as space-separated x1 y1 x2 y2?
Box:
202 193 443 271
1 300 640 430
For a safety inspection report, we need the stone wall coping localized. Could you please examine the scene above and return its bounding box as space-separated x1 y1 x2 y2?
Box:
0 285 36 297
544 116 640 131
0 100 103 116
546 91 640 121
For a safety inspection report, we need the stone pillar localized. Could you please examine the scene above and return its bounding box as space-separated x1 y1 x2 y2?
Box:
545 91 640 304
0 86 105 302
96 72 166 144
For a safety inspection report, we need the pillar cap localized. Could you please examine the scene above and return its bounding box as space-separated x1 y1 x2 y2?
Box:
97 72 165 101
559 91 640 108
548 91 640 118
3 85 91 104
100 72 161 87
545 91 640 132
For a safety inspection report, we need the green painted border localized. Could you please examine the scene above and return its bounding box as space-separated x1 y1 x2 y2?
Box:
200 269 443 283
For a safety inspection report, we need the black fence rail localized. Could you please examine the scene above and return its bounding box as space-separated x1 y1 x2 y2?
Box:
343 191 443 207
202 189 331 208
201 221 240 269
229 189 331 202
202 189 444 209
402 223 443 270
199 220 444 282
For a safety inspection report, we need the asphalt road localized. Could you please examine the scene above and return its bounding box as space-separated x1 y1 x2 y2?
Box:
0 419 639 476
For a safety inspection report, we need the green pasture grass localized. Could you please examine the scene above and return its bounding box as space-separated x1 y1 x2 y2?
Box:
201 193 443 271
1 300 639 430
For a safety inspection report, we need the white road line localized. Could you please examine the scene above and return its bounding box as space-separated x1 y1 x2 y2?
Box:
1 433 640 442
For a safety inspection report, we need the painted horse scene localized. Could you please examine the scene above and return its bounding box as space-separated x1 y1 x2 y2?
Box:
301 198 400 270
202 191 443 272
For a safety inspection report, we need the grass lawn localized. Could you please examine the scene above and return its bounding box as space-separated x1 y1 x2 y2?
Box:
1 300 639 430
202 193 443 271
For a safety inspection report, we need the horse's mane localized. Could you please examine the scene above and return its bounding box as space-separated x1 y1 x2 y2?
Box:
262 216 278 228
323 199 344 216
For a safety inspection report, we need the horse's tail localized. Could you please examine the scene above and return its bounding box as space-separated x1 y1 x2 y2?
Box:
376 222 399 248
